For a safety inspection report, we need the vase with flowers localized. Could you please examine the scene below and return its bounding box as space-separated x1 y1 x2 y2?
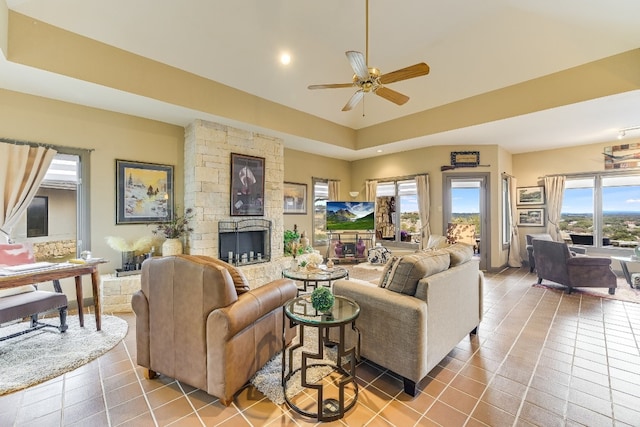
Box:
152 207 194 256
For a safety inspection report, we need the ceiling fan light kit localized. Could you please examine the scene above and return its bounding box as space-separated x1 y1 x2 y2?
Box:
308 0 430 111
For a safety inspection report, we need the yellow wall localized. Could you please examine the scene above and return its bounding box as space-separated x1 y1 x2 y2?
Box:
351 145 510 269
0 88 184 297
283 148 351 241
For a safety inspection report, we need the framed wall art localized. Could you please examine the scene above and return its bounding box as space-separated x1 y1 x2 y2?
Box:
230 153 265 216
517 208 545 227
116 159 174 224
283 182 307 214
516 186 545 205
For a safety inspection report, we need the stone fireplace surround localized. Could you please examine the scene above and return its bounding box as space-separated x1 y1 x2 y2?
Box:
183 119 289 286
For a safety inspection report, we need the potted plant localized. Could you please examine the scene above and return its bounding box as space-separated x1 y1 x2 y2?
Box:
310 286 335 314
152 207 194 256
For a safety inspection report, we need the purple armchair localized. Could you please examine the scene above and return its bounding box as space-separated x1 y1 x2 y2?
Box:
532 239 617 295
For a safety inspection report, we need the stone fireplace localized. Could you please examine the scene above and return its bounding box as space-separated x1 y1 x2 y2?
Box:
183 119 288 285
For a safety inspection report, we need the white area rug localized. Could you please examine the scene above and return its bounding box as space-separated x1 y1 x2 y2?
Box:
250 326 336 405
352 262 385 271
0 314 128 395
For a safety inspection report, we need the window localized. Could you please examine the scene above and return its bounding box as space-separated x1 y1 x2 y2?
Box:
27 196 48 237
376 179 420 243
561 173 640 247
312 178 329 245
15 148 90 261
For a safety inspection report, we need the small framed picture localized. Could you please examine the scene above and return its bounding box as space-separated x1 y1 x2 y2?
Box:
517 208 545 227
516 186 545 205
116 160 174 224
283 182 307 214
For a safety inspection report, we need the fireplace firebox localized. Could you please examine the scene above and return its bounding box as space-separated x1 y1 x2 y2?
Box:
218 219 271 266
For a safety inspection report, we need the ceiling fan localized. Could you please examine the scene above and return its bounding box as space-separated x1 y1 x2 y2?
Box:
308 0 430 112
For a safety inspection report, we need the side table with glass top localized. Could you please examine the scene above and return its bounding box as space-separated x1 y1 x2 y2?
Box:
282 266 349 294
611 256 640 288
282 295 360 422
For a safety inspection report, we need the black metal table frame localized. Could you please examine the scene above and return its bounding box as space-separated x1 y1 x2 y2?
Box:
281 300 360 422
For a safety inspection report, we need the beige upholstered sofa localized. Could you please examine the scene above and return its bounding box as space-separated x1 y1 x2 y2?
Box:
132 255 297 405
332 243 483 396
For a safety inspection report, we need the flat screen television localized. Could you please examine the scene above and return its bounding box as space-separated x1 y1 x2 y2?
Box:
326 201 375 231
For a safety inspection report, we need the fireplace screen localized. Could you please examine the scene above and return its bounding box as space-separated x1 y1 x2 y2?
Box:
218 219 271 265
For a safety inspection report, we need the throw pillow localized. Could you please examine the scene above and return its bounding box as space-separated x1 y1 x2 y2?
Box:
378 256 399 288
190 255 251 295
367 246 391 264
426 235 449 250
385 251 450 295
442 243 474 267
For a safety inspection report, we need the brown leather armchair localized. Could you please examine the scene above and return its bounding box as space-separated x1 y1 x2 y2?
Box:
132 255 297 405
532 239 617 295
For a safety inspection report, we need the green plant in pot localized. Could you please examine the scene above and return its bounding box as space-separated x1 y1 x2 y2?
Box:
310 287 335 314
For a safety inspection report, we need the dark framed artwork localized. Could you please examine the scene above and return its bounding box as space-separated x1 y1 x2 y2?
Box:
230 153 265 216
516 186 545 205
116 159 174 224
283 182 307 214
517 208 545 227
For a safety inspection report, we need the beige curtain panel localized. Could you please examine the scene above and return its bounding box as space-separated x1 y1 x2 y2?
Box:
0 143 57 243
328 180 340 201
365 180 377 202
507 175 522 267
415 175 431 250
544 175 566 241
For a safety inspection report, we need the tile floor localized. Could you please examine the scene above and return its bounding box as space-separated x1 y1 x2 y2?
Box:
1 266 640 426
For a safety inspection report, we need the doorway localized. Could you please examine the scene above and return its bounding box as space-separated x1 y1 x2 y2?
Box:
443 173 489 270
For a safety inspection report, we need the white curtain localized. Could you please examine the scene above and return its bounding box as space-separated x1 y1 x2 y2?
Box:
544 175 566 241
507 175 522 267
0 143 57 243
415 175 431 250
365 180 377 202
328 180 340 201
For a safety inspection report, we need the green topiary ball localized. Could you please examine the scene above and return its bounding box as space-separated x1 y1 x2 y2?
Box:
310 287 335 313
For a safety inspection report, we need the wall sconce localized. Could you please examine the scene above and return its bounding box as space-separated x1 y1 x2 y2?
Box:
349 191 359 198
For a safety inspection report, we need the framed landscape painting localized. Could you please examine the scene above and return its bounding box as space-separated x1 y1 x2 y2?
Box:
230 153 265 216
283 182 307 214
116 160 174 224
516 186 545 205
517 208 545 227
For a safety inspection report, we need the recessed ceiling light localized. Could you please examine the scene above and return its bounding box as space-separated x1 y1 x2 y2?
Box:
280 52 291 65
376 149 383 153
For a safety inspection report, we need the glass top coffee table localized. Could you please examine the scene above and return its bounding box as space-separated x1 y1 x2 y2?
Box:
282 266 348 294
611 256 640 289
282 295 360 422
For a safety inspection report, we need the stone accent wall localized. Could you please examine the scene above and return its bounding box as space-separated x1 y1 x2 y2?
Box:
33 240 76 260
100 273 141 313
184 119 288 286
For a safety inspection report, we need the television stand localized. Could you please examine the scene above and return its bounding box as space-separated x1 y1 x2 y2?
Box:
326 231 374 264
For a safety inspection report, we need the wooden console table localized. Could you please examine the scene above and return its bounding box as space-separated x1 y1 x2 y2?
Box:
0 261 106 330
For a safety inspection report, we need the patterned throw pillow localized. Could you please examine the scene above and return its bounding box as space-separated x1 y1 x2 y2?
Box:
367 246 391 264
378 256 399 288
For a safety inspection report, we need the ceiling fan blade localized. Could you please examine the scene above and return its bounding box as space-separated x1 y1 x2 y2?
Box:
308 83 355 90
375 86 409 105
345 51 369 80
342 90 365 111
380 63 430 84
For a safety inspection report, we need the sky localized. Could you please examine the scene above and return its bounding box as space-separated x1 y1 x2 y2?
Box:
562 186 640 213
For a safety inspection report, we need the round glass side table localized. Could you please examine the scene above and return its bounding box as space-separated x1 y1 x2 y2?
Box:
282 294 360 422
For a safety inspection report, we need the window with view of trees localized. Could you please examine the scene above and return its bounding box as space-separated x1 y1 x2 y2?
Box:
376 179 420 243
312 178 329 245
561 174 640 247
